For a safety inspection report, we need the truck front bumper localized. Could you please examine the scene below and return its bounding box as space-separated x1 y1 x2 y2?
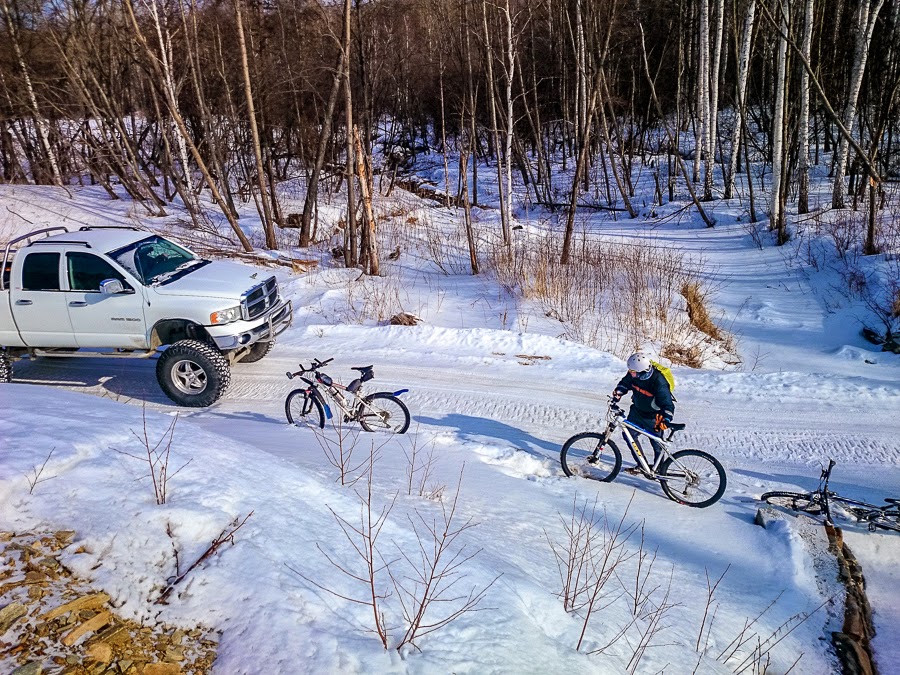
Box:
209 299 293 351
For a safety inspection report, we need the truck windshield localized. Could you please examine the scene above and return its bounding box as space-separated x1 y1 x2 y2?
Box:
109 236 204 285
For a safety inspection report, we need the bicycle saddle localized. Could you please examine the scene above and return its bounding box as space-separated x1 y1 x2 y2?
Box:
668 423 686 431
884 498 900 506
352 366 374 383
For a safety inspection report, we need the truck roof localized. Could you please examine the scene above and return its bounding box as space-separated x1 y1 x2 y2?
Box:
36 227 153 253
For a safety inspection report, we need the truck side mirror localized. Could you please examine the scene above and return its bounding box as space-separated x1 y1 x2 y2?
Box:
99 278 125 294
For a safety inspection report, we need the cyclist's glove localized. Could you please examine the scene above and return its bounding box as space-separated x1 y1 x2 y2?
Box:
655 412 673 432
612 388 626 402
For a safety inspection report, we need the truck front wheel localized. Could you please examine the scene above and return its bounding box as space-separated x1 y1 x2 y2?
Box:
236 339 273 364
156 339 231 407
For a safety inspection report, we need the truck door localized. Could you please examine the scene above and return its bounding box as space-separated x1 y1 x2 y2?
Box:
64 251 148 348
10 251 76 347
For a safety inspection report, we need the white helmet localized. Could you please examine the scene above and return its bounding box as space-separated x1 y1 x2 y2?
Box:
626 352 652 373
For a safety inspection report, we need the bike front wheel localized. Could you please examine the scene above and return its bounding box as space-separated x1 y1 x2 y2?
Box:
659 449 727 508
560 434 622 482
358 393 410 434
760 491 824 515
285 389 325 429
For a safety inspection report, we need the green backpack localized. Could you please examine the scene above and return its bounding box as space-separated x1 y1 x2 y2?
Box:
650 360 676 393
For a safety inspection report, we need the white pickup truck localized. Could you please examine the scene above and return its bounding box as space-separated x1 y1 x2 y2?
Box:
0 226 292 406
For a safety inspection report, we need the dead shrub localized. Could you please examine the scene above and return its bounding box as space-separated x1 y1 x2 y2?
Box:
681 282 722 341
486 227 733 365
661 343 703 368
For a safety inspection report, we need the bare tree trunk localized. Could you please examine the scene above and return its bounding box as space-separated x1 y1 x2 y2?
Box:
704 0 725 200
502 0 516 230
831 0 886 208
482 0 510 245
694 0 710 184
235 0 276 248
354 126 378 275
725 0 757 199
797 0 815 213
342 0 357 267
301 50 344 247
770 0 789 243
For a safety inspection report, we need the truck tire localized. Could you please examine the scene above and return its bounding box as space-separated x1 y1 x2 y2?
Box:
0 352 11 383
156 339 231 407
237 340 274 364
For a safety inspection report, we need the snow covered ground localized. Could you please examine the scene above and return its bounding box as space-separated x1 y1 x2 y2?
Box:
1 172 899 674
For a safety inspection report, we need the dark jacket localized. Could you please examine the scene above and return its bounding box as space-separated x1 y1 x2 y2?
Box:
614 368 675 420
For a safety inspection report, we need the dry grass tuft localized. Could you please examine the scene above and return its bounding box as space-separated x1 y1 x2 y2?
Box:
661 343 703 368
681 282 722 341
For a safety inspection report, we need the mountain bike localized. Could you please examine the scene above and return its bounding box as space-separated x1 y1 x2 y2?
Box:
560 397 727 508
285 358 411 433
761 459 900 533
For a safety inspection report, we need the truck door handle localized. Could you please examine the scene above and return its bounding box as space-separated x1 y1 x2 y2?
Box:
68 301 88 307
15 299 33 305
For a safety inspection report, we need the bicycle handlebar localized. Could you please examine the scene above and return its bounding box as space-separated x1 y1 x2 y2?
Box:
286 357 334 380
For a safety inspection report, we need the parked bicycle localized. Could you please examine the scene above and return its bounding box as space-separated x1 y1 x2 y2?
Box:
560 397 727 508
285 358 411 434
761 459 900 533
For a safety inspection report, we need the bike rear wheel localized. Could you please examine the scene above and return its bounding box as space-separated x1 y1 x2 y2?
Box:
358 393 410 434
659 449 727 508
285 389 325 429
760 490 824 515
866 510 900 533
560 434 622 482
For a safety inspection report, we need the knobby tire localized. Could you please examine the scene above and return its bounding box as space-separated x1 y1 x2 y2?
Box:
560 433 622 482
285 389 325 429
659 449 727 508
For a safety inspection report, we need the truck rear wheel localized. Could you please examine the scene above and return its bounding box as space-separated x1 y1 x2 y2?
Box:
156 339 231 407
0 352 11 383
237 340 273 364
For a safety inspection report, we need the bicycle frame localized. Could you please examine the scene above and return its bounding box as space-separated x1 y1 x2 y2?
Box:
600 403 679 479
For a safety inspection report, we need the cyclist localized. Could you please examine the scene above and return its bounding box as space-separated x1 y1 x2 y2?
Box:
612 353 675 471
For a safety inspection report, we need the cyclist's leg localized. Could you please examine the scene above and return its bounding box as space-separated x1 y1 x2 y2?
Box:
625 409 662 465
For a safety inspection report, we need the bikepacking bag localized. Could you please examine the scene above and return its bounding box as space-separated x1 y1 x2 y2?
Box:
650 360 675 393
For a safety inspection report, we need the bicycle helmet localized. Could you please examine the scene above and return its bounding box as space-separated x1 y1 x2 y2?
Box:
626 352 652 376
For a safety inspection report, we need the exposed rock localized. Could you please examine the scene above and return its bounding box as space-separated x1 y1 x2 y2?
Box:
0 602 27 634
41 593 110 620
143 663 182 675
85 641 113 663
10 662 42 675
61 610 111 646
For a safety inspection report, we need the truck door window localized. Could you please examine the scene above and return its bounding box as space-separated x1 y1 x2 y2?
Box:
22 252 61 291
67 252 131 292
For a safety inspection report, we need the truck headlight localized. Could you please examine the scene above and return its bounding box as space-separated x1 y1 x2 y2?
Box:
210 306 242 324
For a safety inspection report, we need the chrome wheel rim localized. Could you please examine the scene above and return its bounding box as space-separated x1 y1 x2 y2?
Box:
172 359 208 394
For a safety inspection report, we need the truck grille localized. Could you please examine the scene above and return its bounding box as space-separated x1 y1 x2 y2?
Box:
242 276 279 320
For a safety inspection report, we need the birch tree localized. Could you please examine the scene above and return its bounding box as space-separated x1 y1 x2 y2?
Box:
797 0 815 213
831 0 887 209
724 0 756 200
769 0 789 244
